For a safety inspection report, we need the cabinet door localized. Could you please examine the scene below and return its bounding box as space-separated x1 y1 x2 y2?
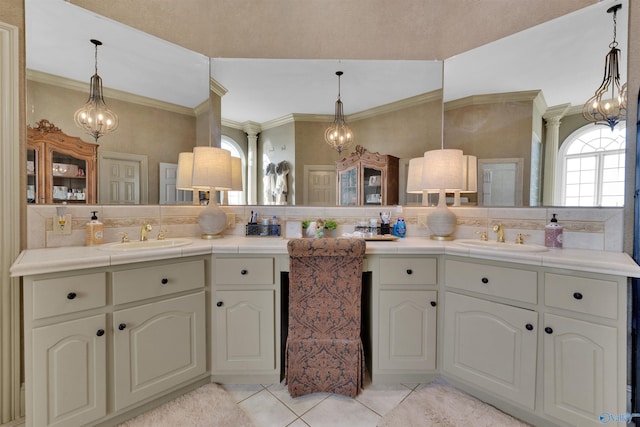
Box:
31 314 107 427
443 292 537 409
213 290 275 371
543 313 619 426
112 292 206 411
378 290 437 371
338 167 358 206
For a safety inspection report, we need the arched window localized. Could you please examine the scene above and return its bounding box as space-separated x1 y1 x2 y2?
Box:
557 122 625 207
221 136 245 205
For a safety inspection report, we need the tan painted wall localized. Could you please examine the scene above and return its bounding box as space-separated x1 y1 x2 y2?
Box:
27 80 198 204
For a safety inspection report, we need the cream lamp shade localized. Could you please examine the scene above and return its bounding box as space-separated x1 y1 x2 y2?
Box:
406 157 430 206
176 152 194 190
230 157 243 191
452 154 478 206
191 146 232 239
421 149 463 240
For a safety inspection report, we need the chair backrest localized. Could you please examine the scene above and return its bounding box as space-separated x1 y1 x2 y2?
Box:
287 238 366 340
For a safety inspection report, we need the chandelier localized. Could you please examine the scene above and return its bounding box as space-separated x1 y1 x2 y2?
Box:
324 71 354 154
74 39 119 141
582 4 627 131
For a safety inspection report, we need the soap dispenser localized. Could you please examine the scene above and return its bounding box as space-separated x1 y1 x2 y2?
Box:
544 213 563 248
86 211 104 246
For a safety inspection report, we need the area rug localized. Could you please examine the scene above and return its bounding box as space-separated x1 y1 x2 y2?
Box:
377 379 531 427
117 383 255 427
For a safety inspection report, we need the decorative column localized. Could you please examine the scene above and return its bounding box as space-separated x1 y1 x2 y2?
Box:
542 104 570 206
243 122 261 205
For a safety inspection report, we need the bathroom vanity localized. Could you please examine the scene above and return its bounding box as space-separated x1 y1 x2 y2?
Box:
11 236 640 427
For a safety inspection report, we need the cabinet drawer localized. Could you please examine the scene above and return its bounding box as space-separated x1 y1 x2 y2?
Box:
32 272 106 320
445 260 537 304
112 259 205 305
545 273 618 319
379 257 437 285
215 257 274 285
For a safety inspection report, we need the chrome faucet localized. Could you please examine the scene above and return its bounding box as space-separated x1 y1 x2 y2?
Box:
140 224 152 241
492 224 505 243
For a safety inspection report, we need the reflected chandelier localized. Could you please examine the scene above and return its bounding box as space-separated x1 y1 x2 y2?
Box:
74 39 119 141
324 71 354 154
582 4 627 131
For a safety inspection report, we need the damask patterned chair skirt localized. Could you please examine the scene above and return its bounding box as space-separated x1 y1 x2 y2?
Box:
286 238 366 398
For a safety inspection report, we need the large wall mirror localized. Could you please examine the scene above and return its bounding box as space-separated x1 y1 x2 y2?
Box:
26 0 627 208
443 0 628 207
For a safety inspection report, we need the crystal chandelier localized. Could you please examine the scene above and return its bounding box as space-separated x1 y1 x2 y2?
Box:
582 4 627 131
324 71 354 154
74 39 119 141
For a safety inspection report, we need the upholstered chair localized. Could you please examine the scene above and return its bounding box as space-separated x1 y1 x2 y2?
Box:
286 238 366 398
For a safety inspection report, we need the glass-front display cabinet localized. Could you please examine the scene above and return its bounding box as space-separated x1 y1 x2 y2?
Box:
336 145 399 206
26 120 98 204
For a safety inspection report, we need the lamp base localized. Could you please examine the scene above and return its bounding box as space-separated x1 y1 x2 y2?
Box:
427 189 457 240
198 202 227 239
430 234 454 241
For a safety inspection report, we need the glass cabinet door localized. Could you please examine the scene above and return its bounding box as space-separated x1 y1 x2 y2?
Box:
363 167 383 205
339 167 358 206
51 150 88 203
27 148 37 203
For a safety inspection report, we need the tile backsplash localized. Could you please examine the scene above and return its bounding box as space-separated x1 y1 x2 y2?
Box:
26 204 624 252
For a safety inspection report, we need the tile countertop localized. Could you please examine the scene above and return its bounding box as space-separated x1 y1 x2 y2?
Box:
10 236 640 278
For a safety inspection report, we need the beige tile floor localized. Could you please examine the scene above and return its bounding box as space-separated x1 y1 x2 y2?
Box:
221 381 420 427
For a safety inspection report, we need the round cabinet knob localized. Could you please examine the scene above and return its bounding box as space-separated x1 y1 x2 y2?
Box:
161 278 169 285
66 292 77 300
544 327 553 334
406 269 413 275
573 292 583 300
216 301 223 307
96 329 105 337
430 301 437 307
481 277 489 284
240 269 248 275
525 323 534 331
118 323 127 331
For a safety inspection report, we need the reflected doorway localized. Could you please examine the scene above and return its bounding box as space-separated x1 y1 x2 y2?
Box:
304 165 336 206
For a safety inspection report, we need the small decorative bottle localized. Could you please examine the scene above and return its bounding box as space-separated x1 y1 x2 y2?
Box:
544 213 563 248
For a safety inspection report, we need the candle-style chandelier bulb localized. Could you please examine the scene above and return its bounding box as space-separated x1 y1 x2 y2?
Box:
74 39 119 141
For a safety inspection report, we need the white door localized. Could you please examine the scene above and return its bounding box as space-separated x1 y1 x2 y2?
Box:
159 162 193 204
98 151 148 204
304 165 336 205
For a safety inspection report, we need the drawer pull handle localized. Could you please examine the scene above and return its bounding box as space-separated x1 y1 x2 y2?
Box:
67 292 77 300
481 277 489 284
573 292 583 300
216 301 224 307
525 323 534 331
406 269 413 275
544 327 553 334
240 269 248 275
96 329 105 337
161 278 169 285
430 301 437 307
118 323 127 331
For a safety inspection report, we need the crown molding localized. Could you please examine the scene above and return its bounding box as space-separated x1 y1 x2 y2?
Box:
209 77 228 98
27 69 196 117
349 89 443 121
444 90 543 111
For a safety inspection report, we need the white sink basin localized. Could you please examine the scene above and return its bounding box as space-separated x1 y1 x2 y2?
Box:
99 238 192 251
454 239 548 253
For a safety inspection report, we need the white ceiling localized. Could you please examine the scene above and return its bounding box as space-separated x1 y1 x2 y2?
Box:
26 0 628 123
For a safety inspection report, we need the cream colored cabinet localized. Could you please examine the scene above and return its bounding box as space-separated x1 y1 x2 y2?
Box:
113 292 206 411
31 314 107 427
542 272 623 426
23 257 207 427
212 256 279 382
373 256 437 382
443 292 538 409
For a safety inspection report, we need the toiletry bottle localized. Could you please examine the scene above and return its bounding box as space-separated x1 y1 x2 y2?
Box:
86 211 104 246
544 213 563 248
393 217 406 238
270 215 279 236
